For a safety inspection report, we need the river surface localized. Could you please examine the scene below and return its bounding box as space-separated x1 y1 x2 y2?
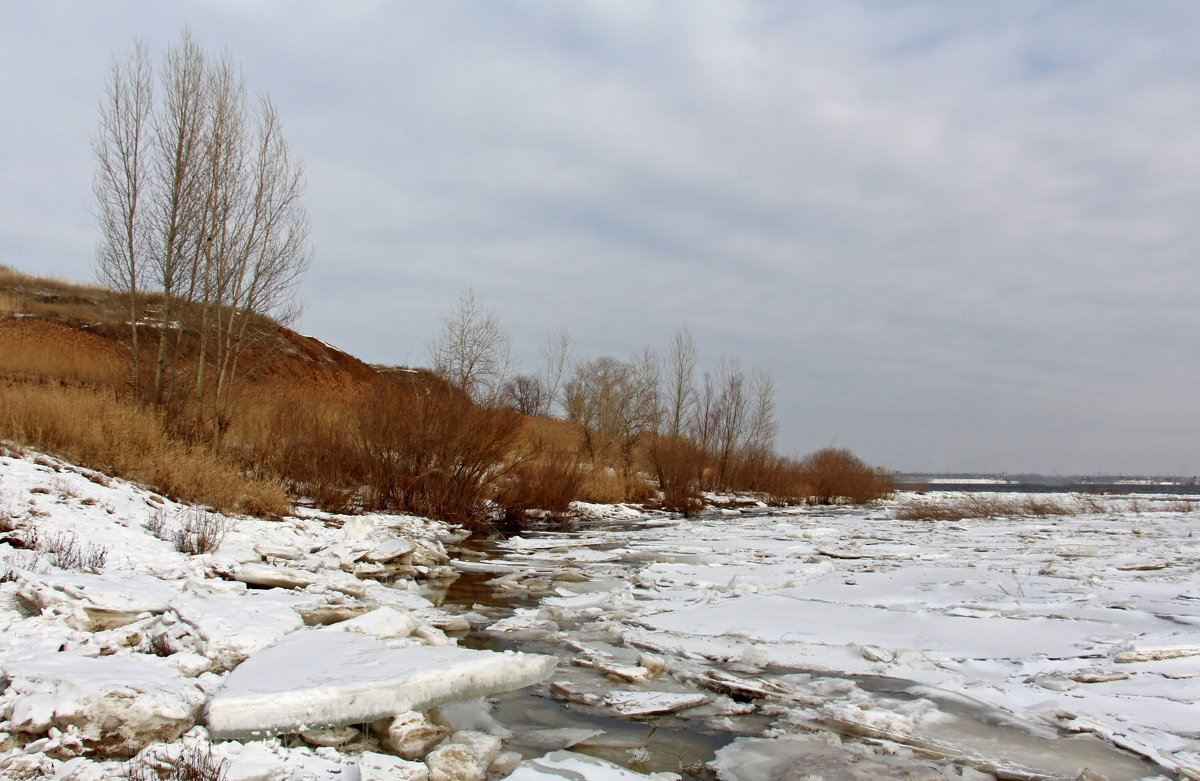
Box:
422 501 1193 780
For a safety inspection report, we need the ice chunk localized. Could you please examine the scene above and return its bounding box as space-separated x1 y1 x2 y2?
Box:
3 650 205 758
320 605 419 639
711 733 943 780
235 562 319 590
506 750 681 779
359 751 430 781
602 691 709 717
16 571 176 630
425 730 501 781
375 710 449 759
205 631 557 739
170 589 305 671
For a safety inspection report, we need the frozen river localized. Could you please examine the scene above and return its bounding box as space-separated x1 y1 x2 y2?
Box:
438 496 1200 780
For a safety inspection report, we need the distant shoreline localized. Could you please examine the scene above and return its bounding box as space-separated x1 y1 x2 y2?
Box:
894 474 1200 495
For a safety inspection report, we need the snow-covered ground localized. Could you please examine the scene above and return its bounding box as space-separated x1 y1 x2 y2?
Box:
2 445 1198 780
459 497 1200 780
0 447 654 780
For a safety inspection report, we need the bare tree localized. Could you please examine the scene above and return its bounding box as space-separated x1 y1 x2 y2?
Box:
148 29 207 406
501 373 547 416
566 350 660 477
205 94 311 439
93 37 153 399
538 325 573 417
95 30 311 441
662 326 698 439
711 357 749 488
428 288 514 404
744 369 778 456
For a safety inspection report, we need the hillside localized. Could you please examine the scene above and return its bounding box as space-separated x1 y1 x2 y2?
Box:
1 266 892 527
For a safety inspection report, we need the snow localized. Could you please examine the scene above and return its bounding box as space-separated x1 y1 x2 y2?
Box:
4 444 1199 779
0 448 550 777
476 497 1200 779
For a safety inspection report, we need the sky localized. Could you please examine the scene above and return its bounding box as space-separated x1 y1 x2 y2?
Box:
2 1 1199 475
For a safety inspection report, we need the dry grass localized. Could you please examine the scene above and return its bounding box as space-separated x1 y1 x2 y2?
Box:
0 318 127 386
0 381 288 516
126 742 229 781
894 494 1075 521
0 265 115 325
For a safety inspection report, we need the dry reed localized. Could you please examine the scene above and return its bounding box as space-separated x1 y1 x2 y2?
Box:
0 382 287 516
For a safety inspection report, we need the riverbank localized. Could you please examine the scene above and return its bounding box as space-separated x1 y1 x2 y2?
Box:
2 445 1198 779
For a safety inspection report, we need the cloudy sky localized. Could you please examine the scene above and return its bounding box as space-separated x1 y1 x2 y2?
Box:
3 2 1198 475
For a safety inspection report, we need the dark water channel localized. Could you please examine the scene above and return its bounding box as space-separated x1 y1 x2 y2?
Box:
426 538 763 779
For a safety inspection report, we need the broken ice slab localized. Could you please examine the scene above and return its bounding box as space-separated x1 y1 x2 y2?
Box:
506 749 682 780
204 631 557 739
602 690 710 717
4 650 206 758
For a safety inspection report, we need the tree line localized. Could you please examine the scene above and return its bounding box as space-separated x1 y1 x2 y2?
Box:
427 289 891 515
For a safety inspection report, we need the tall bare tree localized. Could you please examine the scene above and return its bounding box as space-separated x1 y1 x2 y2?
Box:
711 357 749 488
538 325 573 418
744 368 778 456
428 288 514 404
95 30 310 440
663 326 698 439
93 37 153 399
148 29 207 406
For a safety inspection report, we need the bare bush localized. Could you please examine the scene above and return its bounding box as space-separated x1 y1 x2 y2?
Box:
1071 493 1106 514
800 447 893 505
125 742 228 781
173 508 232 555
141 632 177 658
145 507 169 538
42 531 109 572
243 387 362 513
494 444 587 524
646 434 705 515
355 379 525 526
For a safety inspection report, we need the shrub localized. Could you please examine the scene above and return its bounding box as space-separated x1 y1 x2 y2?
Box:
41 531 109 572
799 447 893 505
646 435 705 515
126 742 228 781
236 385 364 513
494 444 587 524
355 380 524 526
172 509 233 555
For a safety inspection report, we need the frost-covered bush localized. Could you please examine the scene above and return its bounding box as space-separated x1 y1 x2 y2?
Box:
42 530 108 571
172 509 232 555
126 742 228 781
